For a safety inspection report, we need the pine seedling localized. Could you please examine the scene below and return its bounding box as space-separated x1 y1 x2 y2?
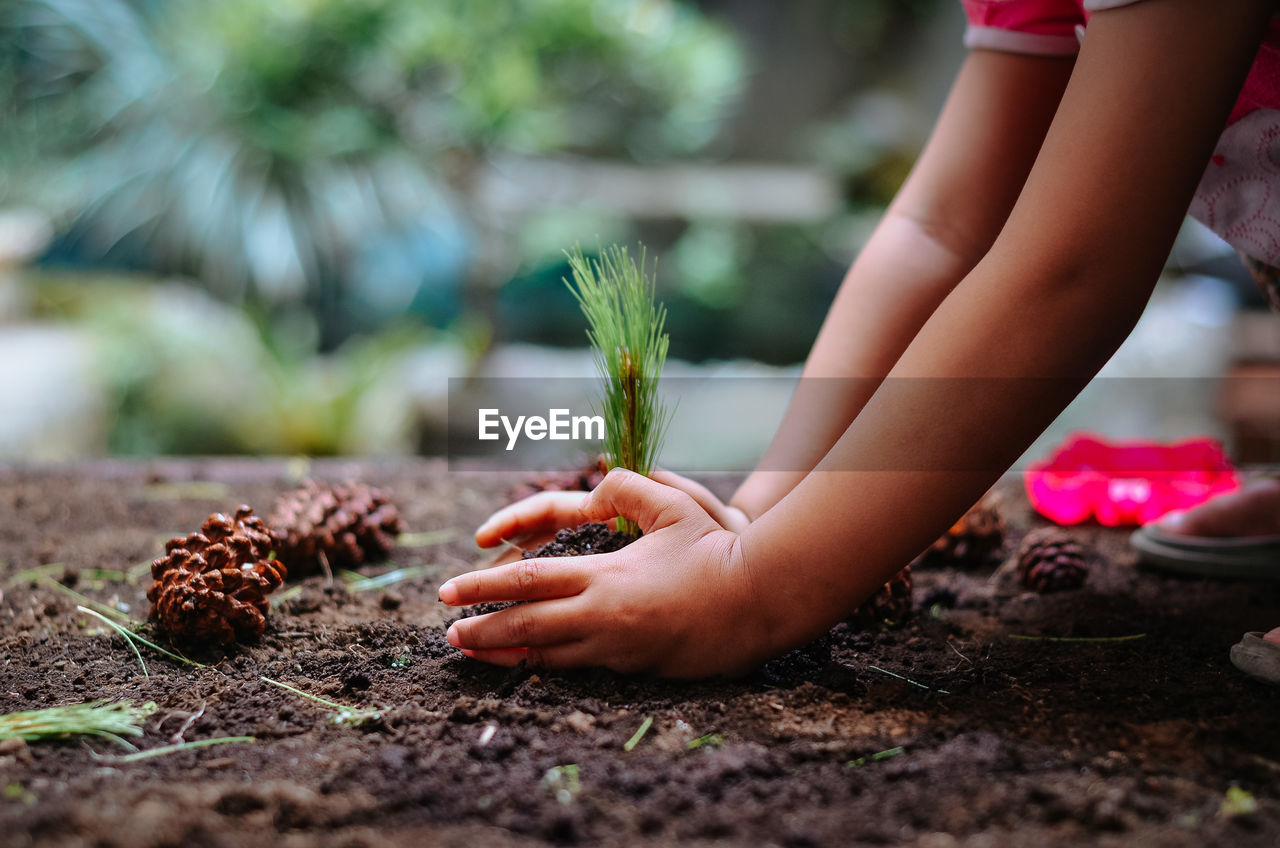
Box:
565 245 671 537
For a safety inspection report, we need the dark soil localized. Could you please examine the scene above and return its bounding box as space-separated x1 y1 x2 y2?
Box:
523 523 635 560
2 459 1279 847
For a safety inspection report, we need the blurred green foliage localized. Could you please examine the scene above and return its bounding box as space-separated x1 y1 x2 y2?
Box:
2 0 744 322
1 0 953 456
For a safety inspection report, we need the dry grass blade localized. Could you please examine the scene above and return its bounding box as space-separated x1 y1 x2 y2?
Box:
344 565 438 593
396 529 458 548
866 664 952 695
110 736 256 762
259 677 382 727
47 579 135 623
270 585 304 608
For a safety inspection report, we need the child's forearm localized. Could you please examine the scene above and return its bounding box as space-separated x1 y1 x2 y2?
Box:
736 253 1149 650
728 214 980 520
733 0 1269 653
730 51 1074 520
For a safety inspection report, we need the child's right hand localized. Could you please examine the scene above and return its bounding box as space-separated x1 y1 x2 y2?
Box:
474 468 748 549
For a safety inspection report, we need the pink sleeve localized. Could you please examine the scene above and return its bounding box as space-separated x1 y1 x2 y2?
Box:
961 0 1085 56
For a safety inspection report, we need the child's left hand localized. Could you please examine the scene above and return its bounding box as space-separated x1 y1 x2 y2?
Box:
440 468 776 677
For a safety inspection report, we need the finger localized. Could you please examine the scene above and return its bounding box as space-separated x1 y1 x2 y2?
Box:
475 491 592 547
581 468 698 535
649 468 725 517
447 599 586 650
438 557 591 606
462 641 599 670
459 647 529 667
648 468 747 530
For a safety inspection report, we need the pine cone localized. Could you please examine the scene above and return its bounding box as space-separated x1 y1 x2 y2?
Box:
268 481 403 577
916 498 1005 568
1017 528 1089 593
147 506 287 644
507 458 608 504
848 566 913 626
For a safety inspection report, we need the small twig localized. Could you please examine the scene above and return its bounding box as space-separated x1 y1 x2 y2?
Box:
167 702 207 745
109 736 255 763
1008 634 1147 644
498 538 526 554
867 665 951 695
623 716 653 752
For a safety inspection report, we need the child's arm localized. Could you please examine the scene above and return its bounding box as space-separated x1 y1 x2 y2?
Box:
731 49 1073 520
444 0 1271 677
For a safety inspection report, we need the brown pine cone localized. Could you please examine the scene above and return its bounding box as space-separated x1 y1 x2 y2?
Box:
848 566 913 627
506 458 608 504
268 481 403 577
1017 528 1090 593
147 506 287 644
916 498 1005 568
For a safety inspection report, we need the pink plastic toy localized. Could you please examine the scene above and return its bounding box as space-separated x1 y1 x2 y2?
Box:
1024 434 1241 526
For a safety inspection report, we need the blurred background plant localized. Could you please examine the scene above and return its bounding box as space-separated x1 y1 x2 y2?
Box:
7 0 1250 462
2 0 748 342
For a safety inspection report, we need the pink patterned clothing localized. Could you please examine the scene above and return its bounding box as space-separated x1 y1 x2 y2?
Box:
962 0 1280 309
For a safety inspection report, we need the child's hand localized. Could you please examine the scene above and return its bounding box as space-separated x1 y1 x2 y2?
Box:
474 467 748 548
444 468 773 678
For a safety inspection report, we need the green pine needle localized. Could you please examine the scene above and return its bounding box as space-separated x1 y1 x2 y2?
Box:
687 732 724 750
623 716 654 752
343 565 438 593
77 606 207 674
111 736 256 763
259 677 382 727
396 529 458 548
564 245 671 537
847 746 905 768
0 700 157 748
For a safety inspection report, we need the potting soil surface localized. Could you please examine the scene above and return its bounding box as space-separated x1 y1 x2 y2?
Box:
1 459 1278 847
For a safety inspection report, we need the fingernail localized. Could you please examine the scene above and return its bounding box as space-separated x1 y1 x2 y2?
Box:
1158 510 1185 529
446 624 461 647
461 649 476 659
438 580 459 605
